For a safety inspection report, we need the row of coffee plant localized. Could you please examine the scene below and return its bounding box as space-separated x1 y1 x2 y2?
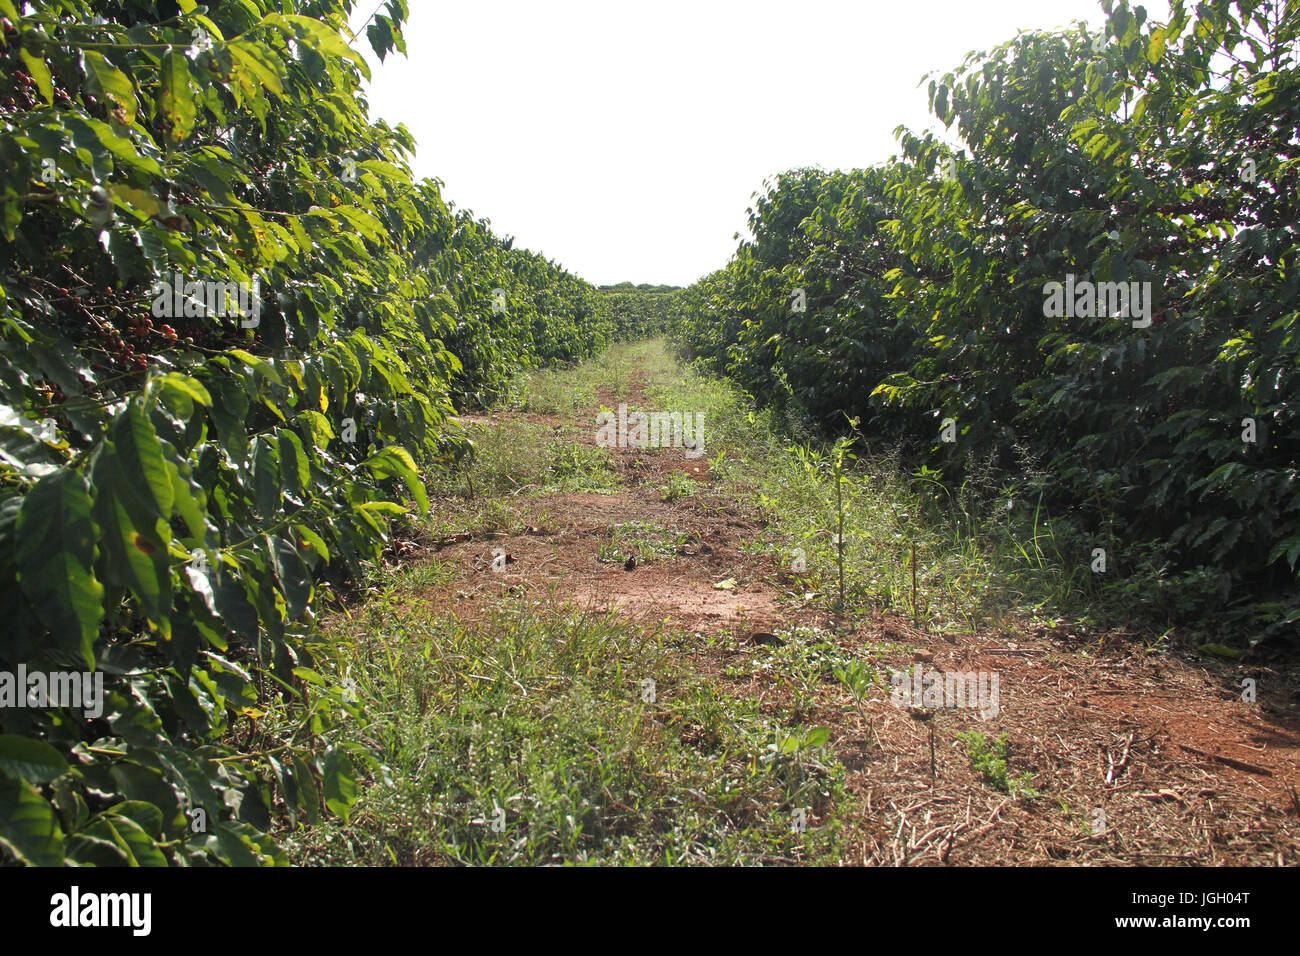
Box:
670 0 1300 643
0 0 610 865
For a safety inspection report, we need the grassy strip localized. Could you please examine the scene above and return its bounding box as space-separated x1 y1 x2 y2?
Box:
286 588 843 865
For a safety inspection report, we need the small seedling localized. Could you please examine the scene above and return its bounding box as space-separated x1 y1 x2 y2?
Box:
955 730 1038 799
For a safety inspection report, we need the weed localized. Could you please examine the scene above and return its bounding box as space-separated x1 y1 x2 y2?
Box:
662 470 695 502
955 731 1039 800
597 520 690 565
289 597 845 865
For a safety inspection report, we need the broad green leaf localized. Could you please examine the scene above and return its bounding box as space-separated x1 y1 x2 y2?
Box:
322 747 358 821
154 371 213 413
334 205 386 243
157 51 196 143
0 775 64 866
83 51 137 125
92 488 171 636
166 458 207 542
291 755 321 825
112 185 162 220
229 39 285 97
211 822 268 867
106 404 175 519
88 812 168 867
276 428 310 497
365 445 428 514
19 49 52 105
355 501 406 515
358 159 409 182
90 408 175 636
293 524 330 563
110 801 165 841
0 736 70 784
66 114 163 175
252 436 281 517
15 470 104 667
266 533 311 620
266 13 370 79
1147 27 1167 64
296 410 335 446
803 727 831 748
228 348 283 385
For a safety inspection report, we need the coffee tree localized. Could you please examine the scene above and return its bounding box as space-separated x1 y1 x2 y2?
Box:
0 0 610 865
671 0 1300 641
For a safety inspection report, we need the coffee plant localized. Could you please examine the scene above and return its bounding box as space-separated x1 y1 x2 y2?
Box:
671 0 1300 643
599 282 681 341
0 0 611 865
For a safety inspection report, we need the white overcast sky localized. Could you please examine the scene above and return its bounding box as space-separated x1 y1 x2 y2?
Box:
352 0 1171 287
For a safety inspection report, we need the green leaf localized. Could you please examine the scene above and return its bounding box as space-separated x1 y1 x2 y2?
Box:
276 428 310 498
83 51 137 125
15 469 104 668
355 501 406 515
18 49 52 106
157 50 196 143
0 736 70 784
334 205 386 243
296 409 335 446
87 812 168 867
0 775 64 866
111 800 166 841
229 39 285 98
252 437 280 517
322 747 358 821
228 348 283 385
111 185 162 220
211 821 269 866
66 114 163 176
91 407 175 637
293 524 330 563
803 727 831 748
266 13 370 79
93 491 172 637
365 445 428 514
358 159 409 182
292 755 321 824
166 458 207 542
1147 27 1167 64
106 404 174 519
266 533 311 620
161 372 210 407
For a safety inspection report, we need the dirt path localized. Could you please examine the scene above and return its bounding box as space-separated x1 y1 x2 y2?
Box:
414 354 1300 865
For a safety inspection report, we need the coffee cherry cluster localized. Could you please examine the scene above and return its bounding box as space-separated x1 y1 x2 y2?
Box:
105 335 145 372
